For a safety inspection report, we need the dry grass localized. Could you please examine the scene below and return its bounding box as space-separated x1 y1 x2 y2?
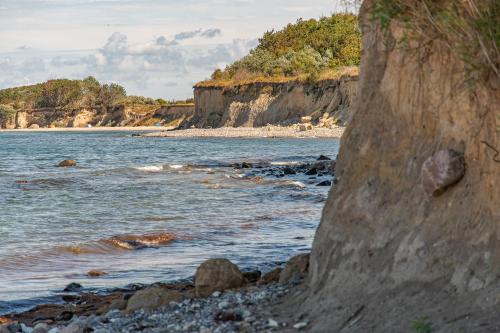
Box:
194 66 359 89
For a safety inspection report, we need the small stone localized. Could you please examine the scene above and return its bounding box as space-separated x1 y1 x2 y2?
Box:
421 149 465 196
293 322 308 329
317 155 331 161
241 162 252 169
126 287 184 312
48 329 60 333
283 167 296 175
242 270 261 283
87 270 107 277
212 291 221 297
316 180 332 187
268 319 279 328
57 160 77 168
7 322 21 333
217 301 229 309
301 116 312 123
261 268 282 284
194 258 245 297
60 320 87 333
279 253 310 283
33 323 49 333
56 311 74 322
63 283 82 292
305 168 317 175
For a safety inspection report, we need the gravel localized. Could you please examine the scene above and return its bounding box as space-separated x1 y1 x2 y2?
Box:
48 282 301 333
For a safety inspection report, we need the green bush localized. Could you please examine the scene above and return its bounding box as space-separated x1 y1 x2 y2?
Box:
211 13 361 81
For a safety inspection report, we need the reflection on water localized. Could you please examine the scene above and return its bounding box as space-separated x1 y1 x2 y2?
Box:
0 132 339 314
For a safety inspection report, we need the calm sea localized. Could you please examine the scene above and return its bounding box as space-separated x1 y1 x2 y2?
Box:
0 131 339 314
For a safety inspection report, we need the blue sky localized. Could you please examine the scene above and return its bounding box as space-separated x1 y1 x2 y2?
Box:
0 0 351 99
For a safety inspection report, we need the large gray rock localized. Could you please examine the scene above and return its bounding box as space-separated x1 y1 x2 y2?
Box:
195 259 245 297
33 323 49 333
421 149 465 196
126 287 184 312
279 253 310 283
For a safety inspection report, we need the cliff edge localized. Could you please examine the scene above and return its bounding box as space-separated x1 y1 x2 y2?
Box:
290 0 500 331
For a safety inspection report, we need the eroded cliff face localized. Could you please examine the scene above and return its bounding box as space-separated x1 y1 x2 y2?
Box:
294 1 500 332
0 105 194 129
191 78 358 128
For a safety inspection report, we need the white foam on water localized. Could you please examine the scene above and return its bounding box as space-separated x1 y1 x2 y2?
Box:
169 164 184 169
270 161 302 166
135 165 163 172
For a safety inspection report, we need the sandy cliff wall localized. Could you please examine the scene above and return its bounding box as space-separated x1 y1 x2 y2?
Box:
0 105 194 129
191 78 358 128
291 1 500 332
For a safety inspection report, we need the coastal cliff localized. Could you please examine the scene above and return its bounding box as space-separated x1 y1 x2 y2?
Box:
0 104 194 129
291 0 500 332
190 77 358 128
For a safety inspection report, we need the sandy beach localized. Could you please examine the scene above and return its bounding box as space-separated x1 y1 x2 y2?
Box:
142 126 345 138
1 126 345 138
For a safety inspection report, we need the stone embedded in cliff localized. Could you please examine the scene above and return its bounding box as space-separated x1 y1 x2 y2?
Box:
279 253 309 283
195 258 245 297
421 149 465 196
58 160 77 168
126 287 184 312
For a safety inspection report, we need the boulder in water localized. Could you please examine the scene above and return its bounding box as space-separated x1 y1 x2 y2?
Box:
317 155 331 161
63 282 82 292
195 258 244 297
58 160 77 168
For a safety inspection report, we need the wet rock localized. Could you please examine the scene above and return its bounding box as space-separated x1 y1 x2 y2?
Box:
279 253 310 283
305 168 317 176
242 271 262 283
126 287 184 312
311 160 336 175
60 319 87 333
260 268 283 284
33 323 49 333
316 180 332 187
87 270 107 277
195 259 245 297
57 160 77 168
63 283 82 292
317 155 331 161
241 162 253 169
215 310 243 322
56 311 73 322
61 295 79 303
283 166 296 175
108 299 128 311
293 321 308 329
6 322 20 333
421 149 465 196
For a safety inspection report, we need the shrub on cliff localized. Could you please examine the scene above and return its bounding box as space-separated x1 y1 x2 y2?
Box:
203 13 360 84
0 104 16 121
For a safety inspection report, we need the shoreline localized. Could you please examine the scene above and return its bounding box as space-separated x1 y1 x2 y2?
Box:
0 126 345 138
0 126 172 133
1 254 309 333
142 126 345 139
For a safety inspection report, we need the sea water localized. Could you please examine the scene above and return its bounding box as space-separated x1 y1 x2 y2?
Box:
0 131 339 314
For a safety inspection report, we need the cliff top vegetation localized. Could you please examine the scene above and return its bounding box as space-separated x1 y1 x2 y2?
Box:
0 77 193 114
196 13 361 88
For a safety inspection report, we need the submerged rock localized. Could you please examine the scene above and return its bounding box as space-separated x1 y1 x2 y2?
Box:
63 283 82 292
317 155 331 161
195 259 245 297
57 160 77 168
421 149 465 196
126 287 184 312
279 253 309 283
316 180 332 187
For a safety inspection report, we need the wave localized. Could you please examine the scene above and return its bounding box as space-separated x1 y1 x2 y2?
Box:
134 165 164 172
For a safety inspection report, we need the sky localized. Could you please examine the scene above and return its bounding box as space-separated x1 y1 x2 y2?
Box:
0 0 351 99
